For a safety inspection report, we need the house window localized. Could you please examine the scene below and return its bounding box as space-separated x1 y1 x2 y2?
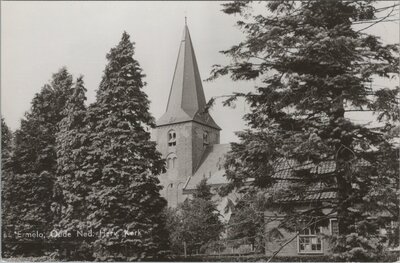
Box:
203 131 209 146
168 130 176 147
298 226 323 254
330 219 339 235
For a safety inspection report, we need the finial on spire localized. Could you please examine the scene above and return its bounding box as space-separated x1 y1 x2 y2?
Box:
184 10 188 25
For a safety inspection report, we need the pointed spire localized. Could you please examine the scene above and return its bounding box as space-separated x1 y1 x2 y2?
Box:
157 25 220 130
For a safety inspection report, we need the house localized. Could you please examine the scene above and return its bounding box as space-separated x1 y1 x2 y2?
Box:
262 157 398 257
263 158 341 256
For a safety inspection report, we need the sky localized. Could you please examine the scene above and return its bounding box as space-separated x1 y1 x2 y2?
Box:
1 1 399 143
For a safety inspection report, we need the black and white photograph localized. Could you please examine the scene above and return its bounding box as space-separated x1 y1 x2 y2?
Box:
1 1 399 262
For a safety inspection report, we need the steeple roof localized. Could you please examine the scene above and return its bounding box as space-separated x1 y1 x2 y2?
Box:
156 25 221 130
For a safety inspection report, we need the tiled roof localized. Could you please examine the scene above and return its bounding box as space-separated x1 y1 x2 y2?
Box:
272 158 337 179
278 191 337 202
273 180 338 203
270 158 370 203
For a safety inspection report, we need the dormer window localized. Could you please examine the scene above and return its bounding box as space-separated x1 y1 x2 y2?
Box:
203 131 209 146
168 130 176 147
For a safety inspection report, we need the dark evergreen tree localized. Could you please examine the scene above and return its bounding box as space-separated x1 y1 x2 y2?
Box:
1 117 13 186
12 67 74 175
192 178 214 201
6 68 75 256
84 32 168 261
210 1 399 260
167 179 224 255
1 117 14 257
54 76 92 260
1 118 12 158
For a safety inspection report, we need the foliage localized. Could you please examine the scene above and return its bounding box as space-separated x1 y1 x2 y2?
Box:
166 179 224 255
193 177 214 201
212 0 399 260
82 32 168 261
2 33 172 260
12 68 74 175
227 188 268 253
4 68 75 257
53 76 93 260
1 118 13 193
164 207 183 254
1 118 14 257
171 253 399 262
4 172 54 256
1 117 13 159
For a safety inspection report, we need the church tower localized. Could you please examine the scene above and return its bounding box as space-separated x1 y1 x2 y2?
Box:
155 24 221 207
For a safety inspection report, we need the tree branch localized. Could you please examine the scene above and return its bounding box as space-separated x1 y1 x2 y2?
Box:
356 4 398 32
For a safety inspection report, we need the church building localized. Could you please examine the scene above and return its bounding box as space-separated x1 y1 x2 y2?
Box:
154 24 230 208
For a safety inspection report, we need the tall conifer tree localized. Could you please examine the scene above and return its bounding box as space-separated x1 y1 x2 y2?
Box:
1 118 12 158
210 1 399 260
85 32 168 260
7 68 74 256
2 118 14 257
12 67 74 175
54 77 91 259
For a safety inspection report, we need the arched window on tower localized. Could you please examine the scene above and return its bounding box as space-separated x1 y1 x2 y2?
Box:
166 153 177 170
168 130 176 147
172 157 177 168
167 158 174 169
203 131 209 147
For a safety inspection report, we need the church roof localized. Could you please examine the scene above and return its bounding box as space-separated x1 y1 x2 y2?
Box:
183 144 230 191
156 25 221 130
